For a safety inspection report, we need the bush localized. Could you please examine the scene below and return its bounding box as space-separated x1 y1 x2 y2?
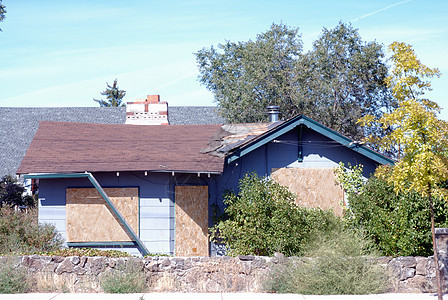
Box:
100 260 147 293
42 248 131 258
0 259 30 293
0 206 64 255
346 176 448 256
210 173 338 256
265 228 389 295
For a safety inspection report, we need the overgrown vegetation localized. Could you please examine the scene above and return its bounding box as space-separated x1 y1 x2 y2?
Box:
100 259 147 293
359 42 446 299
0 206 63 255
337 164 448 256
0 259 30 294
144 253 171 257
266 228 389 295
210 173 339 256
42 248 131 258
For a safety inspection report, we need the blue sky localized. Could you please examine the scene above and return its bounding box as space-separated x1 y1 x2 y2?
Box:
1 1 447 118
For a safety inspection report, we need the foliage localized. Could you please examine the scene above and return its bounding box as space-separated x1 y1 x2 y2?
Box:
360 43 446 300
0 207 63 255
144 253 171 257
42 248 131 258
196 22 392 140
0 175 35 208
210 173 338 256
0 259 30 294
360 42 447 196
100 260 147 293
334 162 365 196
300 22 393 141
266 228 388 295
0 0 5 31
93 79 126 107
197 23 302 123
345 175 448 256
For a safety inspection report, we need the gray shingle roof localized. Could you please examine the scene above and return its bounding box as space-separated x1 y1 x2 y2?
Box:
168 106 225 125
0 106 225 177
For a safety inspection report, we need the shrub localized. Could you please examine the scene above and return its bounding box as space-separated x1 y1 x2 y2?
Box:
266 228 389 295
210 173 338 256
42 248 131 258
100 260 147 293
345 176 448 256
0 259 30 293
0 206 63 255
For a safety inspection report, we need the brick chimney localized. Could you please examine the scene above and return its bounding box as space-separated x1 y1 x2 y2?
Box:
125 95 169 125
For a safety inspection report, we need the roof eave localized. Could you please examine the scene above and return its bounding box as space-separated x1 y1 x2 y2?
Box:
225 115 395 166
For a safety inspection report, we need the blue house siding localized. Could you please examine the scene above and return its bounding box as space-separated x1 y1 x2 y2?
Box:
38 171 219 256
299 126 379 176
38 172 176 255
217 125 380 187
211 126 382 216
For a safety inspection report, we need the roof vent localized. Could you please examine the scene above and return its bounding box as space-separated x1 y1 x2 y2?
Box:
267 106 280 122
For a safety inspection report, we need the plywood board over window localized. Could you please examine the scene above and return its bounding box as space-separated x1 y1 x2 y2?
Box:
175 185 208 256
271 168 344 216
66 188 139 242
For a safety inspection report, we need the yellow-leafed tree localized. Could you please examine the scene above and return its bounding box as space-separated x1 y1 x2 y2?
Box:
360 42 447 299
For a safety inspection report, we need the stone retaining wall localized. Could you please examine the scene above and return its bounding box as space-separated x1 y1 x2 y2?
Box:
0 254 444 293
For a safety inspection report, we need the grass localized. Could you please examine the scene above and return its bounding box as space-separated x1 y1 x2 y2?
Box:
100 259 147 293
0 259 30 294
41 248 131 258
265 227 390 295
0 206 63 255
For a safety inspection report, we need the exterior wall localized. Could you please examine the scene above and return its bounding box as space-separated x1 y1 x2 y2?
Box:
214 126 381 202
38 173 170 256
38 171 217 256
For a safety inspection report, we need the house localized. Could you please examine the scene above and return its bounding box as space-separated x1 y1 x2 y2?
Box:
16 103 393 257
0 100 224 178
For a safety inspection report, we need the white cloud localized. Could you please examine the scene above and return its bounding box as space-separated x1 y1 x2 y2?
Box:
351 0 413 23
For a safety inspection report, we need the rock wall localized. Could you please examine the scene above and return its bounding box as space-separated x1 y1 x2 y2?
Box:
380 256 437 293
1 254 444 293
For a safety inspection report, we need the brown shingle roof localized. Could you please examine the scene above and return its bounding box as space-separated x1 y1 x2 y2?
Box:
17 121 224 174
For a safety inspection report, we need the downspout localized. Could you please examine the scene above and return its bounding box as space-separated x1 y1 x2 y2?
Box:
298 125 303 162
24 172 149 257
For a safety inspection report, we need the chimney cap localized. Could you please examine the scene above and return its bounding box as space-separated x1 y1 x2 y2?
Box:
267 105 280 122
266 105 280 111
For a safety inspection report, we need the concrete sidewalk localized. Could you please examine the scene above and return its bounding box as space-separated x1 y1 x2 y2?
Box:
0 293 446 300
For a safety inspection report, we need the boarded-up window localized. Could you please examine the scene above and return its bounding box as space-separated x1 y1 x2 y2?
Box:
175 186 208 256
66 188 139 242
271 168 344 216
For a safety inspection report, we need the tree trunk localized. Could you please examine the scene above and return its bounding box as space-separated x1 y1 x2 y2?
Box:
429 191 443 300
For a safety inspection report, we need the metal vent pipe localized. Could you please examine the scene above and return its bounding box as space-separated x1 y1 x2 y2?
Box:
267 105 280 122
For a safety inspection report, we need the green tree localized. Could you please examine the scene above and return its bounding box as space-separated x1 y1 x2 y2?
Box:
337 169 448 256
0 175 34 208
210 173 336 256
301 22 393 141
93 79 126 107
196 22 392 140
0 0 6 31
360 42 446 299
196 23 303 123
